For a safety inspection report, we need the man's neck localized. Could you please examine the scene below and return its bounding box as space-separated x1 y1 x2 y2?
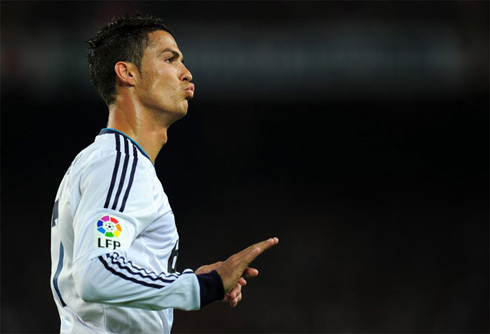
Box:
107 102 169 165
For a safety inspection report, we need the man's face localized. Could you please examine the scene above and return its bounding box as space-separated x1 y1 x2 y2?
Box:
135 30 194 121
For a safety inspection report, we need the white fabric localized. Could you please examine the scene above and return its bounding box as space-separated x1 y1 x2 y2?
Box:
50 130 200 334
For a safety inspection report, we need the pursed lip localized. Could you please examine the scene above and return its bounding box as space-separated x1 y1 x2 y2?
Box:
185 84 195 98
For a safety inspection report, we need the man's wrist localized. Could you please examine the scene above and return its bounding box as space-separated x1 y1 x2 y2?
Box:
196 270 225 307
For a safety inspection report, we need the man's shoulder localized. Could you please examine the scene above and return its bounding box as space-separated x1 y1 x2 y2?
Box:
74 132 151 168
94 130 153 168
75 133 154 187
72 135 114 168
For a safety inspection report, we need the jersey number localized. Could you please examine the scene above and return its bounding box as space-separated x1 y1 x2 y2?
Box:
168 240 179 273
51 200 59 227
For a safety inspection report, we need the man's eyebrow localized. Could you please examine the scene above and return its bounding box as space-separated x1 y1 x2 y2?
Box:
158 48 185 63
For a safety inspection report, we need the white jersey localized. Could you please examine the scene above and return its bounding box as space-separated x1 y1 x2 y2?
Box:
50 128 223 334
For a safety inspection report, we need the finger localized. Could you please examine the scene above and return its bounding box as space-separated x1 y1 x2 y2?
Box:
234 238 276 266
226 288 239 300
226 283 242 299
241 237 279 266
227 289 242 307
237 277 247 286
240 237 279 258
229 292 242 308
234 293 242 307
225 294 235 307
242 267 259 278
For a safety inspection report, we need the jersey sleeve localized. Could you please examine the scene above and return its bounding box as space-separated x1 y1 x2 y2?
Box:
71 147 223 311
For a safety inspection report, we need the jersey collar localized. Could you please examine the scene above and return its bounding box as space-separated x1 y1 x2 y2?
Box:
99 128 152 163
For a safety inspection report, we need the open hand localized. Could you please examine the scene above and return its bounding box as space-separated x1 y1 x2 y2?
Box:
216 237 279 294
195 237 279 307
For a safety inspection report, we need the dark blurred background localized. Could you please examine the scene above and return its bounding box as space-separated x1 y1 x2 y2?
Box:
1 1 488 333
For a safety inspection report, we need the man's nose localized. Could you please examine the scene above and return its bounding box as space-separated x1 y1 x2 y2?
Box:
182 65 193 82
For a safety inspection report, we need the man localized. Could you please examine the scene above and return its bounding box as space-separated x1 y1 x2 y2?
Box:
50 13 278 334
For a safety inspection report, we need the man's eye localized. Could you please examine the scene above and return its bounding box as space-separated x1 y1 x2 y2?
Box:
165 57 175 63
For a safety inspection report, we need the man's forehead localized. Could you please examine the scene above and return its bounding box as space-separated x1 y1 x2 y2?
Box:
147 30 179 51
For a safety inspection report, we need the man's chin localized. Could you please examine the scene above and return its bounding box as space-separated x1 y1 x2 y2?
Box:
179 103 189 117
179 109 188 119
167 107 188 125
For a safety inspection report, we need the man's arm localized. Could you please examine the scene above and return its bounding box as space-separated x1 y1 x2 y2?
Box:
73 237 278 310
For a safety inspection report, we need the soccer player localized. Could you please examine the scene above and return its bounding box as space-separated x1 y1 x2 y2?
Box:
50 13 279 334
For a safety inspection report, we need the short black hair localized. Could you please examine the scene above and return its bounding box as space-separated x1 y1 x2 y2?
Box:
87 13 172 106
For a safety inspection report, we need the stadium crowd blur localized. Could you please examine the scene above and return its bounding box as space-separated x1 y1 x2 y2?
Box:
2 1 488 333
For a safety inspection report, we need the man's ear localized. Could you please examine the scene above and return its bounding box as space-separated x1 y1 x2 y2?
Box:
114 61 138 86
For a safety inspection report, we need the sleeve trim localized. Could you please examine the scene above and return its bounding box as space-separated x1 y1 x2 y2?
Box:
98 253 192 289
196 270 225 307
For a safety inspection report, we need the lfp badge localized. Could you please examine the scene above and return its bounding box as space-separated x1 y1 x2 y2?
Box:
96 215 122 249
